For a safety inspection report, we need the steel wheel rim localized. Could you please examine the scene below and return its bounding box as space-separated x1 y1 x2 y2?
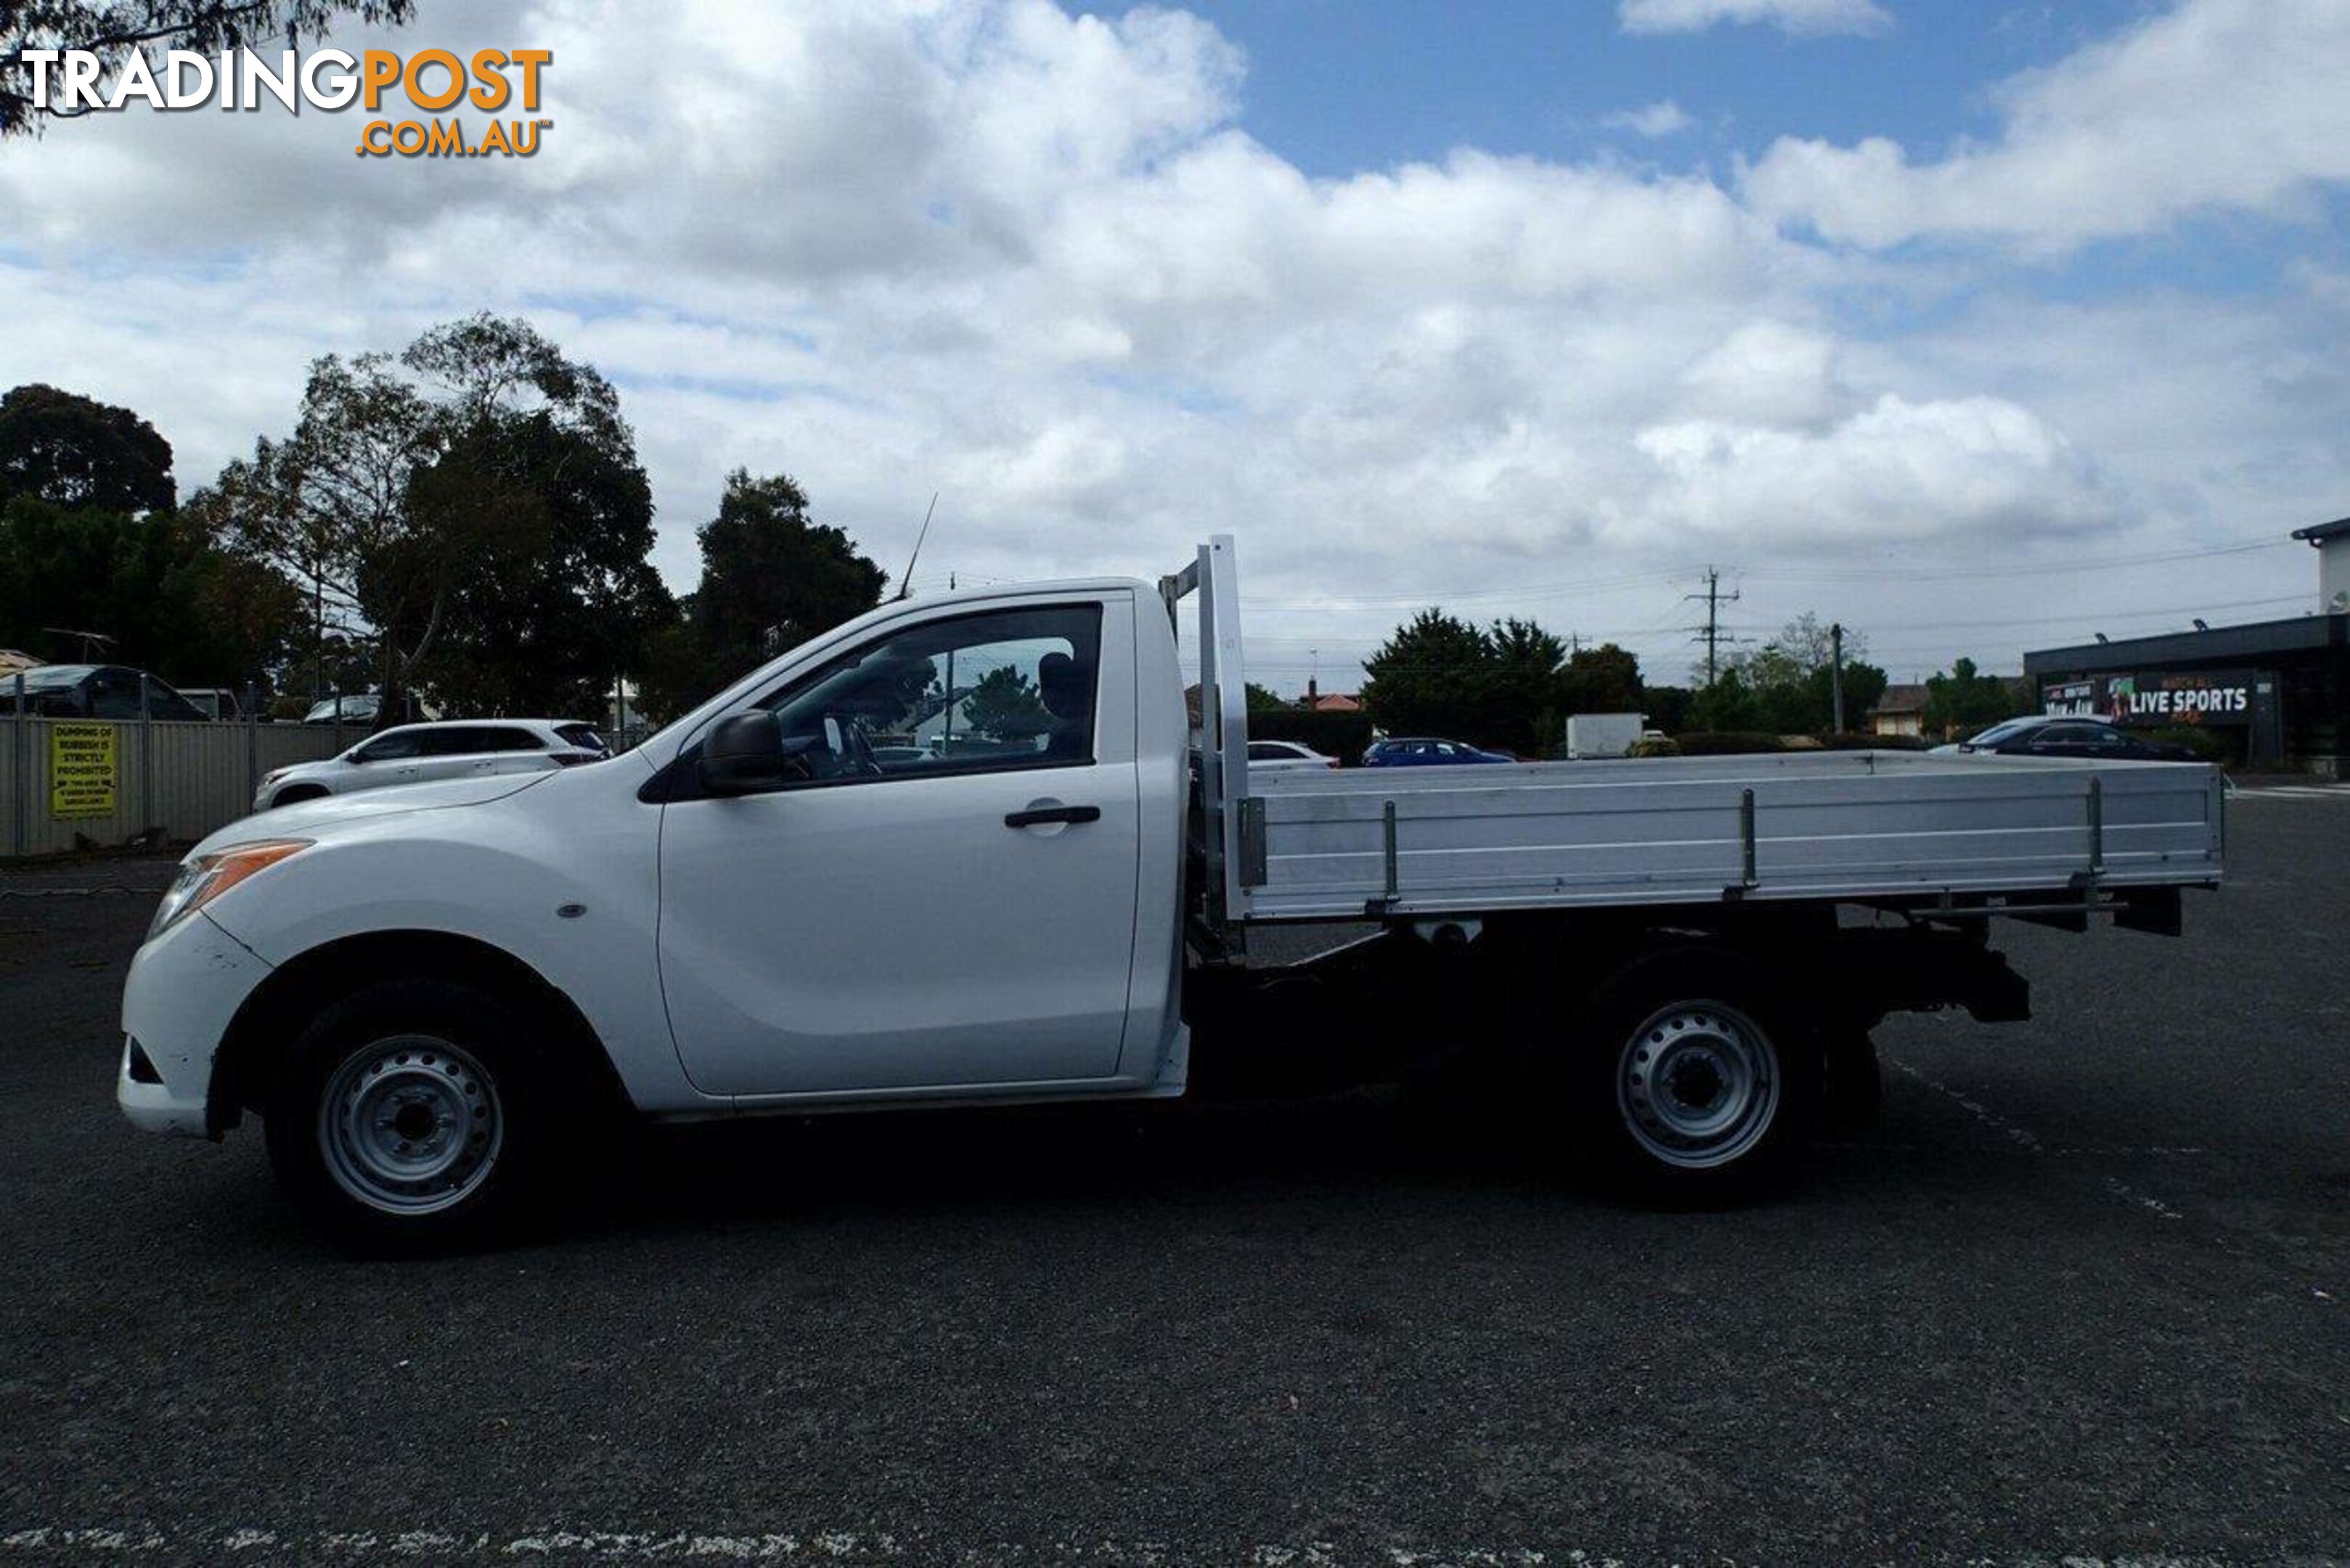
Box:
1615 1000 1779 1169
319 1034 503 1215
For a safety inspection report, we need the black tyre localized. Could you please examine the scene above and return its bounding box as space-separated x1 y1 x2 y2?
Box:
1561 949 1818 1201
264 978 550 1252
1819 1023 1883 1133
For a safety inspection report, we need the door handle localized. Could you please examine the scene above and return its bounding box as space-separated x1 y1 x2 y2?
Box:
1005 804 1101 828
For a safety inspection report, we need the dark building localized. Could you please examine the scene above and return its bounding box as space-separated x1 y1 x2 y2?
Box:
2023 518 2350 775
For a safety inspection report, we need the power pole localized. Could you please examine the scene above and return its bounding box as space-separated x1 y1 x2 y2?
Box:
1684 568 1740 686
1830 621 1846 732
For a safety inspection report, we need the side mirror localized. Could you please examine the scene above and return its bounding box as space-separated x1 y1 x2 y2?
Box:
700 711 800 796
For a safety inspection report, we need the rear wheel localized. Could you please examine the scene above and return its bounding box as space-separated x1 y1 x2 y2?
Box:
1819 1024 1883 1132
1562 950 1816 1201
265 978 549 1251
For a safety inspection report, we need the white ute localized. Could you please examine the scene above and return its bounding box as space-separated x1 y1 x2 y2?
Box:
118 537 2227 1249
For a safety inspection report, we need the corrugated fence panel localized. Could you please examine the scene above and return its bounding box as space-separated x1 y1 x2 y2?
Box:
1 717 354 859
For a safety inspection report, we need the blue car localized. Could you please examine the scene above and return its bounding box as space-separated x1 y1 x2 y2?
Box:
1361 736 1517 767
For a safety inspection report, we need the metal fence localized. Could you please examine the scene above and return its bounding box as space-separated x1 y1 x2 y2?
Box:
2 712 359 859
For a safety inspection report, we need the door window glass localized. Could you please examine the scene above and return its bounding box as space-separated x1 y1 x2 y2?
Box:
418 727 491 756
89 671 140 720
354 731 423 762
756 605 1102 785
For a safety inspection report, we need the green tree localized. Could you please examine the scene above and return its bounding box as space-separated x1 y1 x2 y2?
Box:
1924 656 2016 739
197 314 661 720
960 664 1050 743
1715 613 1887 735
694 470 887 674
1245 682 1291 713
1360 609 1497 741
3 2 416 139
1643 683 1694 735
1559 642 1644 717
1688 666 1761 733
633 470 890 720
0 383 174 515
401 318 674 719
0 493 303 688
1485 617 1569 756
194 351 443 706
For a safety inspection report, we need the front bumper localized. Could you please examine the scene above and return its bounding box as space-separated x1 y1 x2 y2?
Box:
117 910 273 1138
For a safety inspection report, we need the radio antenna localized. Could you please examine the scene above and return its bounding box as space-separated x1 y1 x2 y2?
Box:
895 492 939 601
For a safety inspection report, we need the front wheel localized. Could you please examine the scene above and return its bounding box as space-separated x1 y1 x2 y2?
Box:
265 979 548 1251
1562 951 1816 1201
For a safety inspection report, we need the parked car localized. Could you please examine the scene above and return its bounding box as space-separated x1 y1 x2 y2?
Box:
303 694 381 727
1360 736 1515 767
1934 715 2198 761
253 719 611 811
178 687 246 722
0 663 206 720
1246 738 1338 770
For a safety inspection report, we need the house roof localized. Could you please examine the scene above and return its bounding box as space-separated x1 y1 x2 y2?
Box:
1309 692 1363 712
1869 683 1929 716
2290 516 2350 544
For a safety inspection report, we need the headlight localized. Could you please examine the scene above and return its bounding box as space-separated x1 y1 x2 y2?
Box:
261 768 290 788
148 840 311 941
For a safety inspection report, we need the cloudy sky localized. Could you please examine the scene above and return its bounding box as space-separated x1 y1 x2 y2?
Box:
3 0 2346 691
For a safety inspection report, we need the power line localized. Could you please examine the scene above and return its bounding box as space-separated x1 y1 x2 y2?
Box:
1239 536 2296 616
1736 536 2293 584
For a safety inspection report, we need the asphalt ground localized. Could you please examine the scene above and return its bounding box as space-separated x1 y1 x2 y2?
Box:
2 791 2346 1564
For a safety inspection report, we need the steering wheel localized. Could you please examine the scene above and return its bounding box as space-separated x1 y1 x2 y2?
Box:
836 715 884 779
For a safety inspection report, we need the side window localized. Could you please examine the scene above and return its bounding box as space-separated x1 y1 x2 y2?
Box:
1248 742 1283 761
355 731 423 763
420 727 491 756
89 671 140 721
146 681 203 721
478 727 544 752
757 603 1103 785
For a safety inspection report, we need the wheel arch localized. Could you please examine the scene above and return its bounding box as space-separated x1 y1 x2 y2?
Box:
206 929 633 1135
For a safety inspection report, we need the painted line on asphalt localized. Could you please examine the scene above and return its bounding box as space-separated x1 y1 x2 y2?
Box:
1 1529 1555 1563
0 1528 2243 1564
1885 1058 2184 1222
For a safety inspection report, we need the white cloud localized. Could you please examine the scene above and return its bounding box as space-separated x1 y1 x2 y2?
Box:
1602 99 1696 137
1618 0 1890 38
1625 393 2123 547
1743 0 2350 249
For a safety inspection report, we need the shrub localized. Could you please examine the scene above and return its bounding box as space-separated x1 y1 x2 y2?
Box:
1819 730 1930 751
1627 736 1681 758
1672 731 1787 756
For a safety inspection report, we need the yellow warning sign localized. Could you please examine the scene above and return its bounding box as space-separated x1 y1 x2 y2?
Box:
50 723 118 820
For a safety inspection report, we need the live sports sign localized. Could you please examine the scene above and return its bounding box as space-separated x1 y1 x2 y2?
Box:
2044 670 2259 727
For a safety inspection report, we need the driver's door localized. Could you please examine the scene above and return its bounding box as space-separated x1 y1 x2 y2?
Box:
654 595 1144 1099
